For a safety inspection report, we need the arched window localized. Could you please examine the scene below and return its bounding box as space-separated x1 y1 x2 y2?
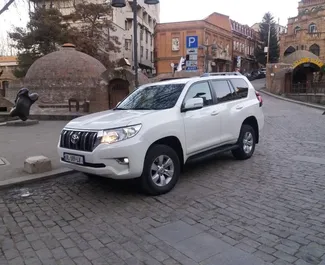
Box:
309 43 320 56
309 23 317 33
294 26 300 34
284 46 296 57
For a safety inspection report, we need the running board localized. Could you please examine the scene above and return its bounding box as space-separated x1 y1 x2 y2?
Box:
186 144 239 164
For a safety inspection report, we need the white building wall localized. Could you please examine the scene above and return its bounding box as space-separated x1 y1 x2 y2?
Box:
33 0 160 72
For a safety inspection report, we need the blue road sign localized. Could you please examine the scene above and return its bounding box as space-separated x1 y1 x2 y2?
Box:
186 36 198 48
186 66 198 71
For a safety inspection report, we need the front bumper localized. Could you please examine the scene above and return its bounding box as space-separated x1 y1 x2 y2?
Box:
57 139 147 179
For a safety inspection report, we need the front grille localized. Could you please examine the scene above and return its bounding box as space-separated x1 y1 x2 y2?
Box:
60 130 99 152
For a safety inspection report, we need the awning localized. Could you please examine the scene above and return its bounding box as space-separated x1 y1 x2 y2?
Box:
283 50 324 69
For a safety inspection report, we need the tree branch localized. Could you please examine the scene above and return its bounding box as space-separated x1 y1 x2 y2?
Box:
0 0 15 16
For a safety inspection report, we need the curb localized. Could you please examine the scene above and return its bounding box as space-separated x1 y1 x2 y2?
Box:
259 89 325 111
0 168 75 189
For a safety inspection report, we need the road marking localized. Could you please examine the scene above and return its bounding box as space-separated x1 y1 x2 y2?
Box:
0 157 9 166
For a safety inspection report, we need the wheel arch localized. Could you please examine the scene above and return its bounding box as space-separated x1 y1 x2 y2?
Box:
242 116 259 143
147 136 185 169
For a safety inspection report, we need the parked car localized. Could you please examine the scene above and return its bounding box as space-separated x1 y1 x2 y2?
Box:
58 74 264 195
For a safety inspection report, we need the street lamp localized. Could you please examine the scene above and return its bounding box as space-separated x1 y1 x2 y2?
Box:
260 22 271 65
199 44 217 73
112 0 159 87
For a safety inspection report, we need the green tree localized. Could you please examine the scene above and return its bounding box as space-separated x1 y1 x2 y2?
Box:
255 12 280 65
67 2 121 69
9 7 70 78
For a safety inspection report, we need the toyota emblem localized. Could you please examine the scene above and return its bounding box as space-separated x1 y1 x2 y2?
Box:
71 134 79 144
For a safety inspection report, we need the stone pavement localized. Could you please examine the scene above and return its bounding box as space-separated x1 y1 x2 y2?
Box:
0 121 68 181
1 80 325 264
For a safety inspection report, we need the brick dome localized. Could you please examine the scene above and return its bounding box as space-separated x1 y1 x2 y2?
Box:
25 43 106 80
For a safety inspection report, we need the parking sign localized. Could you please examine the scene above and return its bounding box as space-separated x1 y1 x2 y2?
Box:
186 36 198 48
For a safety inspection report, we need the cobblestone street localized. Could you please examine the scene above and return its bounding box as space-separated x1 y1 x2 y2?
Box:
1 89 325 265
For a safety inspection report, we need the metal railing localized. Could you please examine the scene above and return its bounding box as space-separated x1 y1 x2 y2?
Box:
291 82 325 94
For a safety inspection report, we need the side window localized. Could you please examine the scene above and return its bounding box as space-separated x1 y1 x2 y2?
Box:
211 80 234 103
230 78 249 98
184 81 213 106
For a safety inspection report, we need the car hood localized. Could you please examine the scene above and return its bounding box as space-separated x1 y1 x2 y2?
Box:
65 109 156 130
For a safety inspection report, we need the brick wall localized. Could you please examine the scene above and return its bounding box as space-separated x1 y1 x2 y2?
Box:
7 78 101 104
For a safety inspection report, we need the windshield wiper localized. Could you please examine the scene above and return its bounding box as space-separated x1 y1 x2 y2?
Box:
114 107 129 110
131 107 154 110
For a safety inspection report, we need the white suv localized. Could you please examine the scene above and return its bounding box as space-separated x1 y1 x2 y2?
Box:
58 74 264 195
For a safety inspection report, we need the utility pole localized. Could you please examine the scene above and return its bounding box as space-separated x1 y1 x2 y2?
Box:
267 22 271 64
0 0 15 16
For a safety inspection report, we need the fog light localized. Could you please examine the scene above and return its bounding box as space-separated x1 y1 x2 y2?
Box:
116 158 129 164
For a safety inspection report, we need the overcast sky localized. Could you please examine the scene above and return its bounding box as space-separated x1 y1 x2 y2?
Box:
1 0 299 45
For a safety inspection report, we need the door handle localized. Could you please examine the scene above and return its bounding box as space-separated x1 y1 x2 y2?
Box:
211 111 219 116
236 106 243 110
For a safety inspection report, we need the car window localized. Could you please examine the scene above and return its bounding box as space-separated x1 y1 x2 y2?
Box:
210 80 234 103
117 83 185 110
230 78 249 98
184 81 213 106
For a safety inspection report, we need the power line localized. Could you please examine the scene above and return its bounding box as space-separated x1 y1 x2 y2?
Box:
0 0 16 16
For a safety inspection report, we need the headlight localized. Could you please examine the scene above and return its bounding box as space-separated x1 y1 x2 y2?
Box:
101 124 142 144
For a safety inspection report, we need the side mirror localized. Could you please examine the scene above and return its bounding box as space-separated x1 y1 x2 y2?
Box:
182 97 204 112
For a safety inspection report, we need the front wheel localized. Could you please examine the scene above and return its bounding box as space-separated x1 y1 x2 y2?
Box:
141 144 180 196
232 124 256 160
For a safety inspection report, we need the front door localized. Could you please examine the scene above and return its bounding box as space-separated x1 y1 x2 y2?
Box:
182 81 222 155
108 79 129 108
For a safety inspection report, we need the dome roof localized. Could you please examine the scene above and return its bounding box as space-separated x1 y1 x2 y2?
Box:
25 43 106 80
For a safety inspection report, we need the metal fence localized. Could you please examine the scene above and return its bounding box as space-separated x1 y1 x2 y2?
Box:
292 82 325 94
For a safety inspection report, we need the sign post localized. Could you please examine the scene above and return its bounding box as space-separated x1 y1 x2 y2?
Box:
185 36 199 72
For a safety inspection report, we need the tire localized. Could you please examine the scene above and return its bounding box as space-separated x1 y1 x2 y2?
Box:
141 144 181 196
232 124 256 160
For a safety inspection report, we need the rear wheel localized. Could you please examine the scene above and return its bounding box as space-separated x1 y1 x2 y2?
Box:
232 124 256 160
141 144 180 196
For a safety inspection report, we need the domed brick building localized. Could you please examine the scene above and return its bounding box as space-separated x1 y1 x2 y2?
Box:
7 44 151 114
23 43 106 105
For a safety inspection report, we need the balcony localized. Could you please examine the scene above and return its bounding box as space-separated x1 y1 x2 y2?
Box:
307 32 323 40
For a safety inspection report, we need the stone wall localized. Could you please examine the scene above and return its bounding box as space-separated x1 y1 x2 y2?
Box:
0 95 13 112
7 78 100 104
266 63 292 95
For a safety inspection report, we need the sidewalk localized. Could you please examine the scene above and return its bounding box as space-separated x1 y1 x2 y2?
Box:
0 120 72 186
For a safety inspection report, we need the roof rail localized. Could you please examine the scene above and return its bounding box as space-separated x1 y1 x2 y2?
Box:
200 72 242 77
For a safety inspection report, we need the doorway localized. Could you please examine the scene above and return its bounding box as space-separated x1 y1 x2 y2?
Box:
108 79 130 108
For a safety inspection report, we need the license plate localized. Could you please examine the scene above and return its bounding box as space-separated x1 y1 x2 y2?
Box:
63 153 84 165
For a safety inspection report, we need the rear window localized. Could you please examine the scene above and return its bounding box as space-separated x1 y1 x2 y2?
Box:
230 78 249 98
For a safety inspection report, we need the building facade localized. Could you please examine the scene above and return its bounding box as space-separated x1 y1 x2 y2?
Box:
0 56 17 97
154 13 233 74
279 0 325 62
231 20 259 72
30 0 160 75
251 22 287 40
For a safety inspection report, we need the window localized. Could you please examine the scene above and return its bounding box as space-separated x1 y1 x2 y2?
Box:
294 26 300 34
146 31 148 43
125 39 131 50
140 46 143 57
230 78 249 98
150 35 153 46
211 80 234 103
140 28 144 41
309 23 317 33
146 49 148 60
117 84 185 110
184 82 213 107
309 43 320 56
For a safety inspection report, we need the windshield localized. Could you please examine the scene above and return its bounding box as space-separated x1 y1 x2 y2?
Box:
116 83 185 110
